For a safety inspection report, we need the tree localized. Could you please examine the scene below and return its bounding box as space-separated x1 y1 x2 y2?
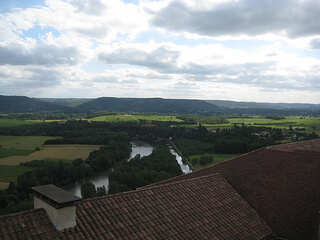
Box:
81 182 96 199
96 186 107 197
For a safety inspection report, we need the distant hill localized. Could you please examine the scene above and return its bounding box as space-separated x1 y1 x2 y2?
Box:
206 100 320 109
37 98 93 108
76 97 220 114
0 95 74 113
1 95 319 115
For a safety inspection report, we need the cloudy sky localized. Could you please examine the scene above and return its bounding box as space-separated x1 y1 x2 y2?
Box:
0 0 319 103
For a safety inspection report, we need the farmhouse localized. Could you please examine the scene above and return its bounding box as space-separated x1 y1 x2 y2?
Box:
0 139 319 240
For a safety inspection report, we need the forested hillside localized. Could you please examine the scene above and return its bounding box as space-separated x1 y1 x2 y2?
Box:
1 95 319 116
0 96 73 113
76 97 221 114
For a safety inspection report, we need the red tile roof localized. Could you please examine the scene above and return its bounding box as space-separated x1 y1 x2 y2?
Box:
268 138 320 152
147 139 320 240
0 208 65 239
0 174 275 240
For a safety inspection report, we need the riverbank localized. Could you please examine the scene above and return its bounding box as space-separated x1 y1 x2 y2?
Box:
169 141 196 172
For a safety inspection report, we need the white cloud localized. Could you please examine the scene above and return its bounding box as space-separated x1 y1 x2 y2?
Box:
151 0 320 40
0 0 319 103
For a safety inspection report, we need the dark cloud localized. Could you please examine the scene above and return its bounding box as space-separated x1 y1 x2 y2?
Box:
151 0 320 38
23 67 62 87
0 43 80 66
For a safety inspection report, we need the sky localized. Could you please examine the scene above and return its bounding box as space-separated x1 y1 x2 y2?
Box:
0 0 319 103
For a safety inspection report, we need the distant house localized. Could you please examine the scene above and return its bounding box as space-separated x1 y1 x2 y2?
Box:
0 139 319 240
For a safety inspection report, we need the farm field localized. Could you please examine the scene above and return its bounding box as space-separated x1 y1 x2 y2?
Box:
0 144 101 166
86 114 184 123
0 135 102 189
183 116 320 135
0 118 38 127
86 114 136 122
189 153 242 170
0 165 37 184
133 115 184 123
0 136 60 150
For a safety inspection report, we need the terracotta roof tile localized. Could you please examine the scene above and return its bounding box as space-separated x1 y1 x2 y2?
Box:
146 139 320 240
25 173 269 240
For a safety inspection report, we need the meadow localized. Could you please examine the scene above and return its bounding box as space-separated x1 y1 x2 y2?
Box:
133 115 184 123
0 136 60 150
86 114 184 123
189 153 242 170
86 114 136 122
183 116 320 135
0 165 37 183
0 135 102 189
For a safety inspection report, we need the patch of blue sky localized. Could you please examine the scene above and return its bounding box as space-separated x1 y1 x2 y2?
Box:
81 59 109 73
22 25 60 44
122 0 139 4
0 0 45 13
291 48 320 59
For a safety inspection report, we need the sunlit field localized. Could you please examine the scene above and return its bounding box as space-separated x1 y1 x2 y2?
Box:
86 114 136 122
0 136 60 150
134 115 184 123
0 135 101 189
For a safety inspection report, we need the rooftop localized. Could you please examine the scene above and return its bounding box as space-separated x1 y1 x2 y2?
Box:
146 139 320 240
1 139 319 240
1 174 274 240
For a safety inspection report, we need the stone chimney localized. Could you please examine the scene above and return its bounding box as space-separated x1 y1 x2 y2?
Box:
31 184 81 230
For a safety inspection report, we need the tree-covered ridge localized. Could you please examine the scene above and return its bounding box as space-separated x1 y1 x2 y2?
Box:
76 97 221 114
0 96 74 113
1 95 320 116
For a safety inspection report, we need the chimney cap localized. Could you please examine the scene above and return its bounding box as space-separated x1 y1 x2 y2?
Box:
32 184 81 208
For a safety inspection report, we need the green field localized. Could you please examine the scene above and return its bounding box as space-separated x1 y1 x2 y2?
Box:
133 115 184 123
0 119 38 126
0 148 34 158
189 153 243 170
86 114 136 122
0 136 60 150
86 114 184 123
182 116 320 135
0 136 74 188
0 165 36 183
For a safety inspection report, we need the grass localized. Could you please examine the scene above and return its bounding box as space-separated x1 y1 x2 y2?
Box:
0 119 38 127
0 165 36 183
0 148 34 158
0 136 61 150
183 116 320 135
189 153 242 170
86 115 136 122
133 115 184 123
86 114 184 123
0 144 101 166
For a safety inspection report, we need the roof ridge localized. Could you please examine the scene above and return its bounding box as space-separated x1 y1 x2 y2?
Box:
78 173 224 204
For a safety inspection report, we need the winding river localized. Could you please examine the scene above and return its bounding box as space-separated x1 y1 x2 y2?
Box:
64 141 191 197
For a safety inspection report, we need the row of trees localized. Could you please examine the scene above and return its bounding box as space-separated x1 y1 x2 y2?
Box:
173 124 285 155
